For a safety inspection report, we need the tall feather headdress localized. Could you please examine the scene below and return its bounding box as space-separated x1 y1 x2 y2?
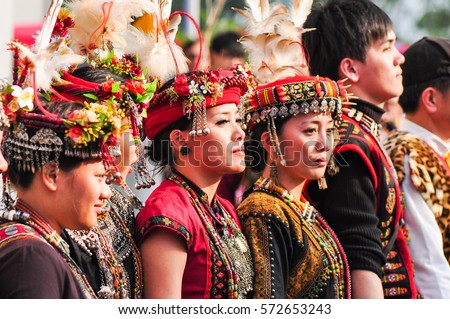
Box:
124 0 189 84
1 0 130 180
11 0 84 94
2 0 160 203
234 0 313 84
66 0 155 57
237 0 351 180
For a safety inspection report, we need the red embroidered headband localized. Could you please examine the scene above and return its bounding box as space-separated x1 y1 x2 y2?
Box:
144 65 256 140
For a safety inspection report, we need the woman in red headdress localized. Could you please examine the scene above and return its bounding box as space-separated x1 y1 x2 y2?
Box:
135 65 256 299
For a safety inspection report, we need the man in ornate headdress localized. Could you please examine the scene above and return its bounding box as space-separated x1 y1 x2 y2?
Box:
383 36 450 298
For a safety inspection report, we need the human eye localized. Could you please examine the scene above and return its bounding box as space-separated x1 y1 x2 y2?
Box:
303 127 317 134
96 172 107 181
383 40 395 52
216 119 229 126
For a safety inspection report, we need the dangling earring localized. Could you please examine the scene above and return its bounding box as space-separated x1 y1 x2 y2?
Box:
317 176 328 190
180 145 190 156
133 139 156 190
269 161 279 185
327 128 340 176
133 162 156 190
327 155 340 176
268 117 286 166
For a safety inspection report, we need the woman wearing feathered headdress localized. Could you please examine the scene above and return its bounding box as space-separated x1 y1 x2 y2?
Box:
0 0 155 298
235 0 351 298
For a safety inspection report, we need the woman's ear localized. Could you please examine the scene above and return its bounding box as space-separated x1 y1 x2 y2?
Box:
261 131 276 162
339 57 359 83
169 129 189 153
41 162 59 191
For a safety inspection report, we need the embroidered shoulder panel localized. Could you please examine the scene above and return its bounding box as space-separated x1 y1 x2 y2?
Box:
238 191 291 228
135 215 192 246
0 222 45 249
238 191 346 298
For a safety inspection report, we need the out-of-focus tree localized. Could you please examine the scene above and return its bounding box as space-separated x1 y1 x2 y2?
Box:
176 0 448 46
175 0 246 45
375 0 449 41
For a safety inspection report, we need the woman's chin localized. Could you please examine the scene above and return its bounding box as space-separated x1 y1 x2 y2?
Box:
227 163 246 174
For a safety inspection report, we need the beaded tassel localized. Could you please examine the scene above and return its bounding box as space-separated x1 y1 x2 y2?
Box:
124 94 155 190
133 138 155 190
101 143 143 210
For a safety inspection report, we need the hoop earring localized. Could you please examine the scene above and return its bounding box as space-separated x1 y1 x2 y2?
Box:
180 145 190 156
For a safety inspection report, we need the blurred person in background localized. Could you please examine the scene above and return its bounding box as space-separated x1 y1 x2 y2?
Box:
183 39 211 71
302 0 417 298
384 36 450 298
210 31 245 70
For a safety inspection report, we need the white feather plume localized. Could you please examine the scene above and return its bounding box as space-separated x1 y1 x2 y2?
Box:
67 0 154 56
291 0 314 28
14 39 85 91
36 0 65 51
235 0 313 84
124 24 188 84
235 3 288 36
246 0 270 22
123 0 188 84
167 14 182 42
159 0 173 21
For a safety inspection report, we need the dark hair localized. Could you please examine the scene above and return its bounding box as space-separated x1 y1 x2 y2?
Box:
146 116 191 169
145 74 192 169
6 101 88 189
302 0 392 80
210 31 245 58
399 77 450 114
71 63 126 84
245 117 289 172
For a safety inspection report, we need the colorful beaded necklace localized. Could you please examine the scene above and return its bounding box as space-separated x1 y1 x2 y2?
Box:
169 173 254 299
254 177 351 298
6 199 98 298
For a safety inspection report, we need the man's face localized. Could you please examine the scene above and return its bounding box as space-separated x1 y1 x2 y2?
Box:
351 30 405 106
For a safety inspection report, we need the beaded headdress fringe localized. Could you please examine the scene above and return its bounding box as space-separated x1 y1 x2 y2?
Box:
3 121 103 174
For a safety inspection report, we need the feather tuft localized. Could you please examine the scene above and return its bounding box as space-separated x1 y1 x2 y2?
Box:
14 40 85 91
291 0 313 29
123 0 188 84
66 0 154 56
36 0 65 51
236 0 312 84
